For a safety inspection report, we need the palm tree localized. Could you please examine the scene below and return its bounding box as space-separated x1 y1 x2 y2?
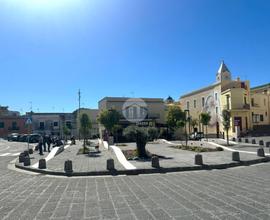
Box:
222 109 231 146
80 113 92 154
200 112 211 141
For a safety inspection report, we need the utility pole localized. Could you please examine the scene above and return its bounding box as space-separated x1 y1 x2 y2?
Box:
78 89 81 140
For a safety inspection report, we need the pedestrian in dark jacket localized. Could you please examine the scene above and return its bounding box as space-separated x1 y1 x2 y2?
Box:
38 136 44 155
47 135 52 152
43 135 47 152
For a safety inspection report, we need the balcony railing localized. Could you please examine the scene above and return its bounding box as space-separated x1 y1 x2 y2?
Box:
223 104 250 110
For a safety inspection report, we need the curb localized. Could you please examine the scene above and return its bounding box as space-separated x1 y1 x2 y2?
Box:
15 156 270 177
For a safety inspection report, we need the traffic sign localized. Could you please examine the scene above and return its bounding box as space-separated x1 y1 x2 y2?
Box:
26 118 32 125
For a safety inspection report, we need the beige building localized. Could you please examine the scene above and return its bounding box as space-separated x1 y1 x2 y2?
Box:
98 97 166 127
180 61 270 138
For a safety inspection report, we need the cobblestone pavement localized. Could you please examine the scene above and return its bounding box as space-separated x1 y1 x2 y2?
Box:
0 139 35 157
118 142 266 169
2 157 270 219
46 140 125 172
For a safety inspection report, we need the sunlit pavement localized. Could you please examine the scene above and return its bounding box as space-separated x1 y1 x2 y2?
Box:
1 152 270 219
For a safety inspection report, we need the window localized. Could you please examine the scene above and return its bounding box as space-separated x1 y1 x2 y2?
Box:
260 115 264 122
266 112 268 117
244 96 247 105
264 99 266 106
216 107 218 114
202 97 205 107
226 95 230 110
215 93 218 101
194 100 196 108
40 122 45 130
12 122 17 129
186 101 189 110
53 122 58 127
0 122 4 128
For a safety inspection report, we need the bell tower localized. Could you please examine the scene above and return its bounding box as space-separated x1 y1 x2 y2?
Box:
216 61 232 83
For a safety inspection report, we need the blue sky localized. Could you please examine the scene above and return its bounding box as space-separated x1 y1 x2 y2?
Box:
0 0 269 113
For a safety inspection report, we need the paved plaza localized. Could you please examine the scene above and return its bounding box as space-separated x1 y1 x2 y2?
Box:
1 151 270 220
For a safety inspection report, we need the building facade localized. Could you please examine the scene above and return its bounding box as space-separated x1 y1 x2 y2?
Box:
0 106 29 137
180 61 270 138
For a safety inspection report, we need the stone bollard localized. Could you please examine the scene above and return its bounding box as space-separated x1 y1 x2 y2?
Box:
151 156 160 168
257 148 265 157
38 159 46 169
238 138 242 143
24 156 31 166
259 140 264 146
252 139 256 144
29 149 33 154
195 154 203 165
64 160 73 173
232 152 240 161
232 137 236 142
266 142 270 148
245 139 249 143
19 153 25 163
107 159 115 171
24 150 29 157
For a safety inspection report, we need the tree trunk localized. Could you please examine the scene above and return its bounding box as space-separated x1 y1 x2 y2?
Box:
206 125 208 142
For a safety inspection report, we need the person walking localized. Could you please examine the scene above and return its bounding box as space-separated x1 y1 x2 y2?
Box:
47 135 52 152
38 135 44 155
43 134 47 152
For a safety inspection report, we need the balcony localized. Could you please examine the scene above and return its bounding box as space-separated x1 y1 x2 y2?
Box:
223 104 250 110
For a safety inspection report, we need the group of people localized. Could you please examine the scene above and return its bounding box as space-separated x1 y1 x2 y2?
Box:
37 135 63 155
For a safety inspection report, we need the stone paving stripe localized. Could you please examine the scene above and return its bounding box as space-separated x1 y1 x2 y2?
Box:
32 145 70 168
0 153 11 156
110 145 136 170
210 141 270 156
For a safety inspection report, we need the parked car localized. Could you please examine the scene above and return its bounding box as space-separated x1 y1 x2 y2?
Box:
7 133 20 141
189 132 204 140
28 134 41 143
18 134 29 142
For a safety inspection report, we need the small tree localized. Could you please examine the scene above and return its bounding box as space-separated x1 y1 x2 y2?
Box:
63 125 71 142
222 109 231 146
98 109 121 139
80 113 92 154
166 105 186 140
123 126 148 158
111 124 122 143
200 112 211 141
148 127 159 141
190 118 198 133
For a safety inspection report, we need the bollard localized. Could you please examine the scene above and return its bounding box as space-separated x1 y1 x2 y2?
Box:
266 142 270 148
38 159 46 169
29 149 33 154
195 154 203 165
257 148 265 157
245 139 249 143
232 137 236 142
151 156 160 168
64 160 73 173
24 156 31 166
238 138 242 143
252 139 256 144
19 153 25 163
107 159 115 171
232 152 240 161
259 140 264 146
24 150 29 157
